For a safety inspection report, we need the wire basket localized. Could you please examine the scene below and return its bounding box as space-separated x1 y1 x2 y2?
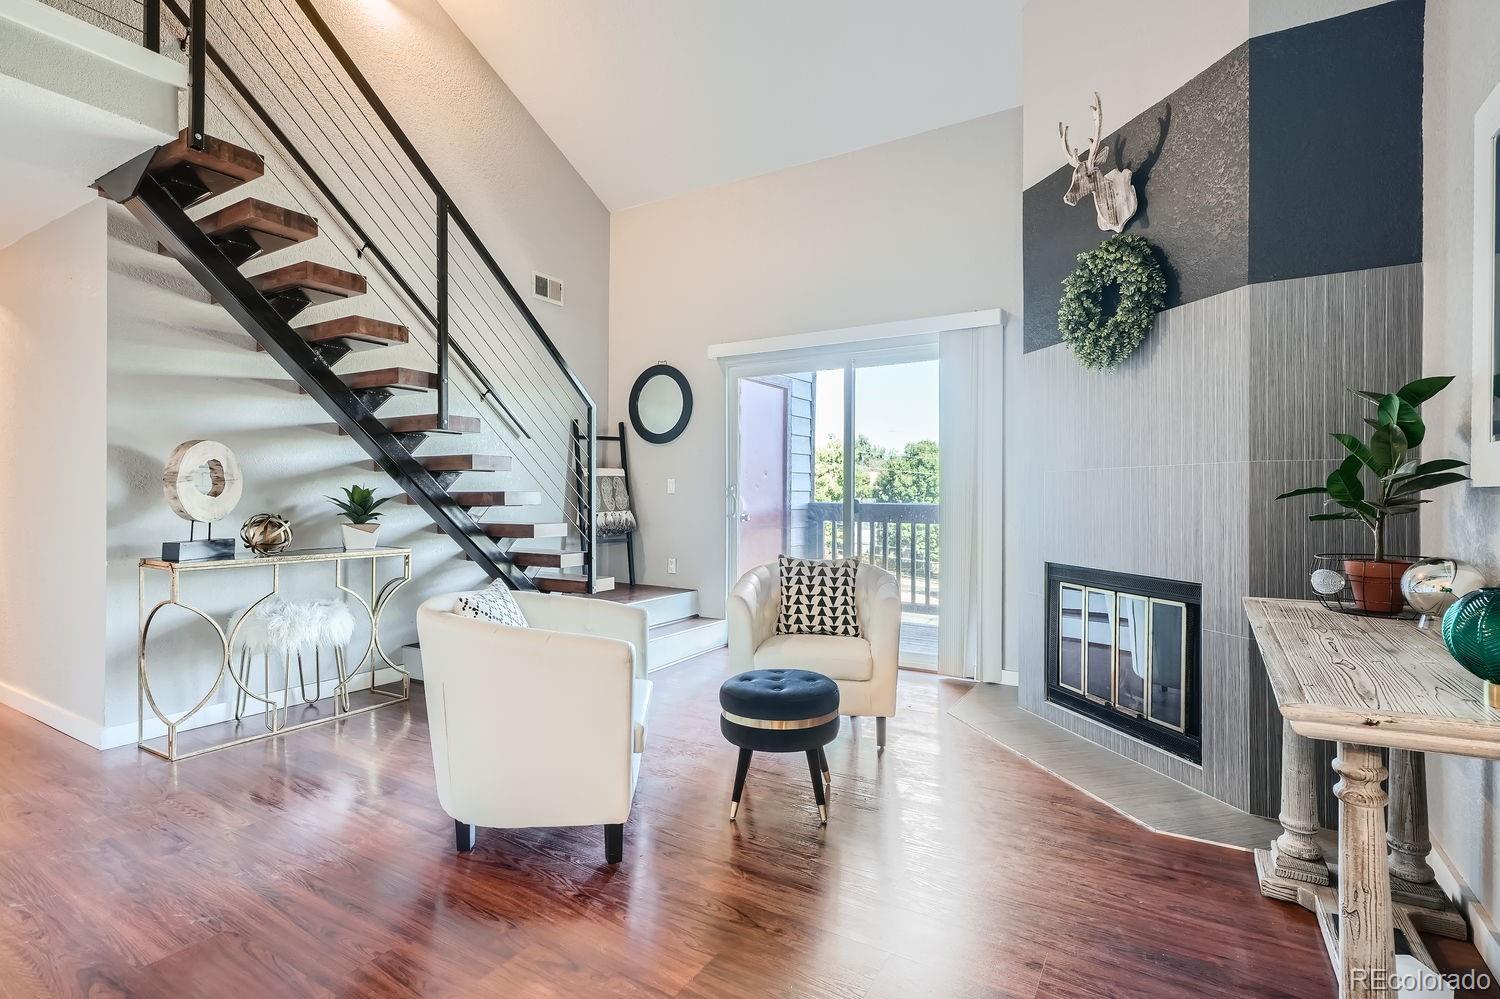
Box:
1307 553 1421 618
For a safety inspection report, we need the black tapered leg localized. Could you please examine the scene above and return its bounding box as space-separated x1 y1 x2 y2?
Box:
455 820 477 853
604 823 624 865
806 749 828 824
729 748 753 820
625 533 637 586
818 747 831 787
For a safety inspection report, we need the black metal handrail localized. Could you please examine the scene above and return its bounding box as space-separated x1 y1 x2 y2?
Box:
288 0 596 421
145 0 597 587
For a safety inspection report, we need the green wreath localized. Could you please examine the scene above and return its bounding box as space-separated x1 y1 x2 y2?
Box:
1057 234 1167 370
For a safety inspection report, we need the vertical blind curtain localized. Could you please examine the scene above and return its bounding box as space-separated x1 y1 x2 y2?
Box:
937 324 1005 680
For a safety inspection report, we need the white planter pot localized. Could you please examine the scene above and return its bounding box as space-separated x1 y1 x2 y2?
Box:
341 522 381 551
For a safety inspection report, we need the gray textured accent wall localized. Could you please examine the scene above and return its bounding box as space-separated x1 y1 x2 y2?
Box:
1007 262 1422 815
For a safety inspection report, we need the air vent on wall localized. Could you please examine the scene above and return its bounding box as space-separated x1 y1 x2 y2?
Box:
533 272 563 306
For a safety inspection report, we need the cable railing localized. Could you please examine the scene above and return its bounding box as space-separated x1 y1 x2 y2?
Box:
47 0 598 584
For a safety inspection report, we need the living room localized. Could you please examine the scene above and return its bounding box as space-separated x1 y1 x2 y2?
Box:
0 0 1497 996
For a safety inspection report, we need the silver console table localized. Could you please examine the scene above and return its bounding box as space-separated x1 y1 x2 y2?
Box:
137 546 412 761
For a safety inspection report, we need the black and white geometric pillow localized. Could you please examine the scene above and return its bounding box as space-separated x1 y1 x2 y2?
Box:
776 554 861 638
454 581 529 628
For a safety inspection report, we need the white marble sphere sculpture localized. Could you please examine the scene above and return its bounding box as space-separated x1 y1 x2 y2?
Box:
162 439 243 526
1401 558 1485 622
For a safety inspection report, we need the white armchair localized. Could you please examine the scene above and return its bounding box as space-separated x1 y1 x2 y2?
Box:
728 561 901 749
416 589 650 864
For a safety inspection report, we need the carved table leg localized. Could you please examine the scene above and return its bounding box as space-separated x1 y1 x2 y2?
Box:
1256 719 1331 904
1387 749 1442 906
1387 748 1468 949
1335 742 1394 999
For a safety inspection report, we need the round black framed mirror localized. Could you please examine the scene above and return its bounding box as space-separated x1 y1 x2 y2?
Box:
629 364 693 444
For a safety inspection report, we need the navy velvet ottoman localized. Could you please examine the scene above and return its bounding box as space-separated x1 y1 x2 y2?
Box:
719 668 840 824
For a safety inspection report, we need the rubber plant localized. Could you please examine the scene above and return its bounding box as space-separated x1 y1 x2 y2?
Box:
1277 375 1469 613
328 484 392 551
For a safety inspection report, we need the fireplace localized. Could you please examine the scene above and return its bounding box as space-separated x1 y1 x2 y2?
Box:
1044 563 1202 764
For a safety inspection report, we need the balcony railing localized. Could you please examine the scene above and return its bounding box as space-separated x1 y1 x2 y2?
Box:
805 501 940 611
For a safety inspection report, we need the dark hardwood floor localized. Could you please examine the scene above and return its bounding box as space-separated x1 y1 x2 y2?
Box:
0 648 1477 997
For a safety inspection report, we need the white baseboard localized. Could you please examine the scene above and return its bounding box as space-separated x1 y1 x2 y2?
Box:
0 679 105 748
97 667 407 750
1430 837 1500 973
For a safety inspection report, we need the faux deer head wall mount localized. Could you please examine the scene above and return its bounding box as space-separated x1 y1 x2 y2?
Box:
1059 93 1138 234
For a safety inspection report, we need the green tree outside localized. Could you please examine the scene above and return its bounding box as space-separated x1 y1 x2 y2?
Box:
814 434 938 504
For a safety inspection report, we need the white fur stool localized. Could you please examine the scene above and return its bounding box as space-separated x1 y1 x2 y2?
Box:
231 598 357 729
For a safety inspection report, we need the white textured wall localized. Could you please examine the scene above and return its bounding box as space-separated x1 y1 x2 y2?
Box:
0 201 108 742
1420 0 1500 962
1249 0 1392 37
1021 0 1398 188
101 0 610 742
1022 0 1249 187
608 111 1021 617
312 0 610 406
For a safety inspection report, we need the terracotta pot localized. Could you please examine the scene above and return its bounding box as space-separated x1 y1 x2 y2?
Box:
1343 558 1413 615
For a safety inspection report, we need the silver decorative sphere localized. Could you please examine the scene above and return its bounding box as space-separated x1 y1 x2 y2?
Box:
240 513 293 555
1401 558 1485 617
1310 567 1347 596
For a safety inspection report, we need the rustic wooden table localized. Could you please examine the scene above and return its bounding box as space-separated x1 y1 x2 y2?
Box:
1245 597 1492 998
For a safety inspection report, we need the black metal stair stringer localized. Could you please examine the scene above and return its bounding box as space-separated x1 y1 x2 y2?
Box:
99 157 532 589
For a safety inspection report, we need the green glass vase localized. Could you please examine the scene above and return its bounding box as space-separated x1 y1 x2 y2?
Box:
1442 588 1500 708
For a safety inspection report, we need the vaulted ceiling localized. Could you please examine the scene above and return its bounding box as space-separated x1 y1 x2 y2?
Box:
437 0 1024 211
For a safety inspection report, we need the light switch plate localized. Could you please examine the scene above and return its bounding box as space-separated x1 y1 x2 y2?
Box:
667 478 676 494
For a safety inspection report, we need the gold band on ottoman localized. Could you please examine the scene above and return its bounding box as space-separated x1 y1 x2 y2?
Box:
720 708 839 731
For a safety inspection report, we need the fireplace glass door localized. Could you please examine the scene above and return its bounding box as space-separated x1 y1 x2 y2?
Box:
1084 588 1114 701
1045 564 1201 763
1115 593 1149 714
1148 599 1187 731
1058 584 1084 693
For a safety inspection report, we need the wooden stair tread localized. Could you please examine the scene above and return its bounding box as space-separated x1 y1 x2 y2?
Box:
197 198 317 243
533 572 615 594
250 261 366 298
296 316 408 347
509 549 585 568
363 454 511 474
416 453 511 472
404 490 539 507
148 129 264 194
482 522 568 540
341 367 439 392
346 414 479 436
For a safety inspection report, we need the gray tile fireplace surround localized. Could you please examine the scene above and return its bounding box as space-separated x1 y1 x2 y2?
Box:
1003 263 1420 818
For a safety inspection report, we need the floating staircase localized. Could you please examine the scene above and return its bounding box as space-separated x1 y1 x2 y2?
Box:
104 120 602 593
97 0 610 594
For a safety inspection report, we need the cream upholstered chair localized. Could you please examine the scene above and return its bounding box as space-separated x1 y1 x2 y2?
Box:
416 589 650 864
728 561 901 749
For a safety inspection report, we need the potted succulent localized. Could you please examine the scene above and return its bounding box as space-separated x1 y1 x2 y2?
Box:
1278 376 1469 614
328 484 392 551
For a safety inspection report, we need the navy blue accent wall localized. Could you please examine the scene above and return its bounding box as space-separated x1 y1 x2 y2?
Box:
1021 0 1424 353
1247 0 1424 283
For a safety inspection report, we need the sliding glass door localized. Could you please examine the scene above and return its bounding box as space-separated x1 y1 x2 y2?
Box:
729 343 939 666
853 358 939 666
